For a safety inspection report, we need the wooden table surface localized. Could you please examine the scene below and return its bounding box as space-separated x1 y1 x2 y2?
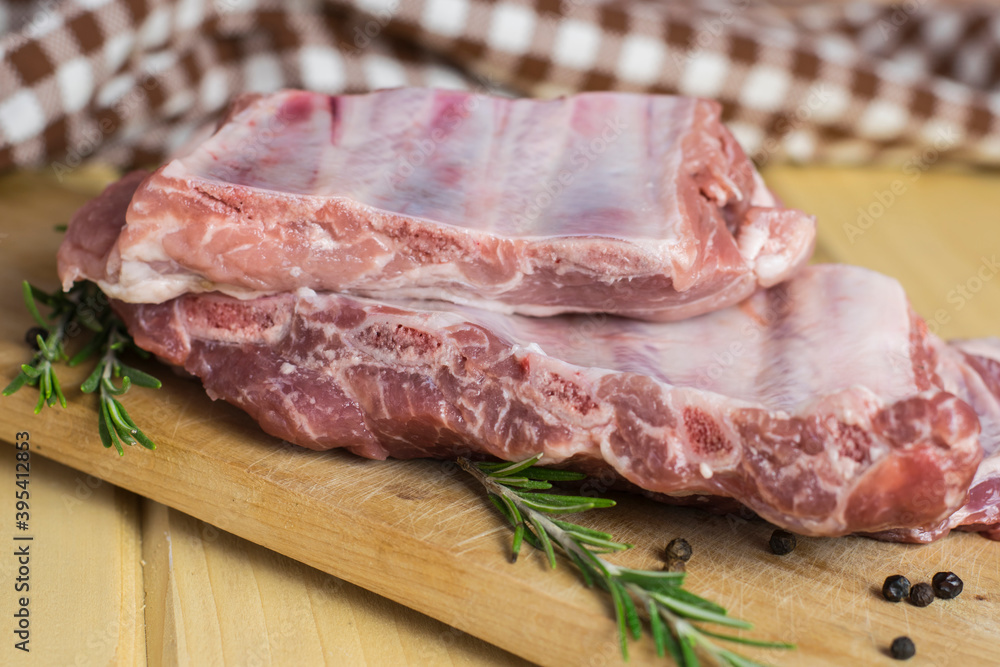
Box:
0 163 998 666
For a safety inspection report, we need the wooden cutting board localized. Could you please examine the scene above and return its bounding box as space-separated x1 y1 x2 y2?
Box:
0 166 998 666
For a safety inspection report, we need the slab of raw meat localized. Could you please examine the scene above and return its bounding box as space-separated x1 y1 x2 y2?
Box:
57 89 814 321
109 268 991 539
57 171 998 541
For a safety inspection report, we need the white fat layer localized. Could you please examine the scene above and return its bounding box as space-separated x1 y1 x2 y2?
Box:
405 265 921 414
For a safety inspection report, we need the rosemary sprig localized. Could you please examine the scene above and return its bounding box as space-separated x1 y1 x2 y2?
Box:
3 281 80 412
459 455 794 666
78 320 161 455
4 280 161 454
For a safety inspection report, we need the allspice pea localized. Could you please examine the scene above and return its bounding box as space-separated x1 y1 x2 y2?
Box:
908 582 934 607
882 575 910 603
932 571 963 599
665 538 693 562
890 636 916 660
768 529 796 555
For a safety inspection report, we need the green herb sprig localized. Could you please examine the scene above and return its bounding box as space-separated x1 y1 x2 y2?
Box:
459 455 793 666
4 281 76 412
4 280 161 454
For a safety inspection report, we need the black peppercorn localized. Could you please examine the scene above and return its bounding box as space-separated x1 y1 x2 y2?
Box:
24 326 47 350
909 582 934 607
882 575 910 602
665 538 693 562
768 529 796 555
890 636 915 660
932 571 963 599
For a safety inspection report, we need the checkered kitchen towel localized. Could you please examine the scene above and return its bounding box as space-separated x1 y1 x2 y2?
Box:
1 0 999 174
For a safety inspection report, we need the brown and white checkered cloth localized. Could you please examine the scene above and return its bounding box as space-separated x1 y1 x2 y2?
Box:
1 0 999 174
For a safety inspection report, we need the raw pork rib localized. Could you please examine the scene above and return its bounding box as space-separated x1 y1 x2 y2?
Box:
57 164 999 542
110 269 993 539
60 157 1000 541
57 89 814 321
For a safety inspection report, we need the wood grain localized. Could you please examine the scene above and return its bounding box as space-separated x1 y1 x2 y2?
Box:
0 452 145 665
140 501 527 666
0 166 998 666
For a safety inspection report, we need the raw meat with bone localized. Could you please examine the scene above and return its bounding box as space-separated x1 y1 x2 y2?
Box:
58 173 998 540
57 89 814 321
873 338 1000 541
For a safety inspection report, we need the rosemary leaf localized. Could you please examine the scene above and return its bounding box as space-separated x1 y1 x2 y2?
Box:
50 368 66 408
609 579 631 661
620 581 643 640
101 398 124 455
117 363 163 389
2 372 29 395
656 586 729 614
80 363 104 394
482 454 544 477
550 519 624 543
651 592 752 629
530 515 557 569
114 400 156 450
522 492 615 508
19 364 41 379
716 649 769 667
518 498 597 514
488 494 513 524
699 629 796 650
22 281 48 327
648 599 669 659
97 398 113 450
616 568 684 590
517 468 587 482
494 477 553 490
102 374 131 396
500 494 523 526
679 631 700 667
511 522 526 562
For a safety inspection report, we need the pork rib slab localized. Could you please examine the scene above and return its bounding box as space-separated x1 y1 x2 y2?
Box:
57 89 814 321
58 170 997 541
112 271 987 539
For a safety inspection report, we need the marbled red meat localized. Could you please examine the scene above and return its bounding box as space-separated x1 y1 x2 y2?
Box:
56 120 1000 543
57 89 814 321
873 338 1000 542
108 268 993 539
